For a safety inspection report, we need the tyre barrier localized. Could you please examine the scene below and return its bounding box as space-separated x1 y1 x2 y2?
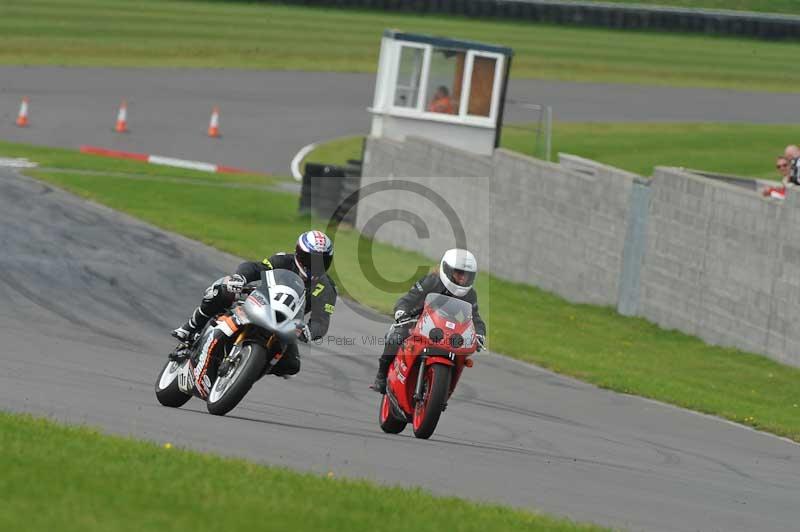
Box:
269 0 800 40
299 161 362 226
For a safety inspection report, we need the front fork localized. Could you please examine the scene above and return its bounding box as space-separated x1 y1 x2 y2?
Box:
218 327 249 377
219 327 282 378
264 334 283 373
413 356 427 402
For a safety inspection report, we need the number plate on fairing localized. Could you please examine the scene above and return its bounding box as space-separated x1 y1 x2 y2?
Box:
178 362 193 394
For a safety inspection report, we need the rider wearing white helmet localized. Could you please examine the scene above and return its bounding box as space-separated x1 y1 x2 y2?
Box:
371 248 487 393
171 230 336 377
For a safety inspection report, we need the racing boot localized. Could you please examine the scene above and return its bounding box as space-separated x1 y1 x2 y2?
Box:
370 357 392 394
171 323 196 344
169 320 199 361
170 305 211 347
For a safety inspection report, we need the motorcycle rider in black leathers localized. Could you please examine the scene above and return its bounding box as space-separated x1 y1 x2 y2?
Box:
371 248 486 393
171 230 336 377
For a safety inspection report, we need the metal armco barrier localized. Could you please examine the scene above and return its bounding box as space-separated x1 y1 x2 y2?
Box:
271 0 800 40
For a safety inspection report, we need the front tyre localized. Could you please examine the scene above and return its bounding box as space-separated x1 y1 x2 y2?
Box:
155 359 192 408
206 342 267 416
412 363 451 439
378 393 407 434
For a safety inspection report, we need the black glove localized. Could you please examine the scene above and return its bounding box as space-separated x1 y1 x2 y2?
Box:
222 274 246 295
476 334 486 352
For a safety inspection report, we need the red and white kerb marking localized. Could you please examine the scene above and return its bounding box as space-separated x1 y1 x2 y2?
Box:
79 145 267 176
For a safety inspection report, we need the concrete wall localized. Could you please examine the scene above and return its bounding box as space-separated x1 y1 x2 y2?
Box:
490 150 636 305
360 135 800 367
359 136 638 306
357 137 494 272
639 167 798 366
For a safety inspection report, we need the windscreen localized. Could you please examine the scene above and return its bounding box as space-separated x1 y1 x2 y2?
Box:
424 293 472 323
264 269 305 296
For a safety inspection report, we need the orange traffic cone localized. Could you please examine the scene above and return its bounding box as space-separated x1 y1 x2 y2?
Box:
16 96 29 127
115 100 129 133
207 106 220 138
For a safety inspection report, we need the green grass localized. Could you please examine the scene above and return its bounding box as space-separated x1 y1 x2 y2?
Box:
4 138 798 442
303 135 365 175
3 0 800 92
0 412 603 532
506 123 800 180
305 123 800 180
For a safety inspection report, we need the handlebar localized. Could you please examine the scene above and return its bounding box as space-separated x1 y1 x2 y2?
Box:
392 317 418 329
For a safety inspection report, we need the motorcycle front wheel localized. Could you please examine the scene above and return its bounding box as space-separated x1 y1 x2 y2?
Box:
378 393 407 434
412 363 451 439
155 359 192 408
206 342 267 416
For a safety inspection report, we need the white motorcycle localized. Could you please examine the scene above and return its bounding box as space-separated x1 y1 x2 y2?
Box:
155 269 305 416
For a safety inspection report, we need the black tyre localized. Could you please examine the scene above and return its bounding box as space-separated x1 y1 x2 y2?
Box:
155 359 192 408
378 393 407 434
206 342 267 416
412 364 451 439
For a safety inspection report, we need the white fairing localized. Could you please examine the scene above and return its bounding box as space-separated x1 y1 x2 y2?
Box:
177 361 194 393
158 360 183 390
242 269 306 336
439 248 477 298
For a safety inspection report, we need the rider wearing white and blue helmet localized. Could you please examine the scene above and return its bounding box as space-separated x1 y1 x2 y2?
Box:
172 230 336 377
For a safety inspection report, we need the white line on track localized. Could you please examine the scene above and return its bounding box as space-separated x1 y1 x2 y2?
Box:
290 141 318 181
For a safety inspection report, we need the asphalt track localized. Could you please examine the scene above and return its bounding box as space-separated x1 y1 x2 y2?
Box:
1 67 796 174
1 167 799 532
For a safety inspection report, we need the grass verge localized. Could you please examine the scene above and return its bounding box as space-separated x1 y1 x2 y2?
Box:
2 0 800 92
0 411 604 532
3 139 798 442
306 123 800 180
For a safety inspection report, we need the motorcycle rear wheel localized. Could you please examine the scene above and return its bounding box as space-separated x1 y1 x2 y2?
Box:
378 393 407 434
155 359 192 408
206 342 266 416
412 364 451 439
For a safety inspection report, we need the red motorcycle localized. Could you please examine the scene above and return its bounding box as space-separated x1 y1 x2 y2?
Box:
378 293 478 439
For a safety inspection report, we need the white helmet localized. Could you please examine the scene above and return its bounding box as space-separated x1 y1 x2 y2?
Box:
439 248 477 298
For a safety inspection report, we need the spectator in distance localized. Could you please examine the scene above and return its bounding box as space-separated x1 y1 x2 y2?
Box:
786 145 800 186
427 85 456 114
763 155 790 199
776 156 791 184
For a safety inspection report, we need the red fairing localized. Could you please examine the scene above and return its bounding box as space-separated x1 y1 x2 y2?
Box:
386 295 477 419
